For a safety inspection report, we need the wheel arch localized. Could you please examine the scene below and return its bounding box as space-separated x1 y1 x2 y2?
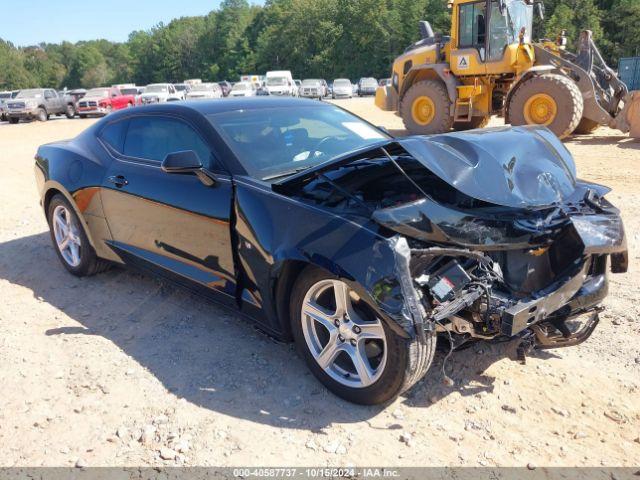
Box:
401 64 459 103
271 256 411 342
504 65 555 123
43 183 98 251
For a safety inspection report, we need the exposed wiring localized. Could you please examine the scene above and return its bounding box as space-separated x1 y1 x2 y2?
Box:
433 318 455 386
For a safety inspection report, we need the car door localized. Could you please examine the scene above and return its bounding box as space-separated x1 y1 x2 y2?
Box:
44 90 57 112
98 113 237 306
110 88 123 109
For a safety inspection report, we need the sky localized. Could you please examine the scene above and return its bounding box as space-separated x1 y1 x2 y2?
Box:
3 0 230 46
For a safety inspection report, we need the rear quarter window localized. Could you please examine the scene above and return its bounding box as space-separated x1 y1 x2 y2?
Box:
99 119 129 154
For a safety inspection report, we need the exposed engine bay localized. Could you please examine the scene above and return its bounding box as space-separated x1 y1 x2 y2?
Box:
273 126 628 357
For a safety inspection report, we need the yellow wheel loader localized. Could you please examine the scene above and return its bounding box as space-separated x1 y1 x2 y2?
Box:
375 0 640 139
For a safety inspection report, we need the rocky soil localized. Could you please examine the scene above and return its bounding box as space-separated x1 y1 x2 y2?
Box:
0 99 638 467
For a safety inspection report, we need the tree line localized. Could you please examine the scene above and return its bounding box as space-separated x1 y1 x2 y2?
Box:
0 0 638 90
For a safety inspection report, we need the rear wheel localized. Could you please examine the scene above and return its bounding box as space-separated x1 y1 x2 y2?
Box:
573 117 600 134
36 108 48 122
453 115 490 131
9 117 19 124
508 73 583 139
47 194 110 277
400 79 453 135
290 266 436 405
79 114 87 119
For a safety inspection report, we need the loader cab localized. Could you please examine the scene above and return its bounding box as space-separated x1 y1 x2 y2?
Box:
450 0 534 75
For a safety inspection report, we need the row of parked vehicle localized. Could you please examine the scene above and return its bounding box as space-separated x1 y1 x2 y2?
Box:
0 76 389 124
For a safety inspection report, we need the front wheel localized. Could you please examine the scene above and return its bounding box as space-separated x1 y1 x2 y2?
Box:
507 73 583 139
400 79 453 135
36 108 48 122
65 104 75 119
290 266 436 405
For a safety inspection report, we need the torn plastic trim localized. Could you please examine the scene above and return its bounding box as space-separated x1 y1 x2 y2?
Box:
389 235 430 341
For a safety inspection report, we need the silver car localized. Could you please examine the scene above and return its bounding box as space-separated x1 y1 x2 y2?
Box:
185 83 223 100
299 79 325 100
332 78 353 99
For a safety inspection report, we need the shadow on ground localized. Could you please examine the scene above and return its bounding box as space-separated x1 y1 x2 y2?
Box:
568 134 639 149
0 232 533 428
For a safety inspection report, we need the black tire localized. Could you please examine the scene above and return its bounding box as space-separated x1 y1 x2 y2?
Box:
47 194 110 277
573 117 600 135
36 107 48 122
507 73 583 139
79 114 87 119
400 79 453 135
9 117 19 124
290 265 436 405
65 104 75 119
453 115 490 131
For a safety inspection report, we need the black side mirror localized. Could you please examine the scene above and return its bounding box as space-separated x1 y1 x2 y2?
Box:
162 150 202 172
162 150 215 186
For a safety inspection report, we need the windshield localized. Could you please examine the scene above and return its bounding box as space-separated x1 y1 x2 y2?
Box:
488 0 533 61
121 88 137 95
208 105 389 181
334 79 350 87
0 92 11 99
146 85 168 93
267 77 287 86
302 79 321 86
174 85 188 91
16 89 43 98
232 83 249 91
86 88 110 97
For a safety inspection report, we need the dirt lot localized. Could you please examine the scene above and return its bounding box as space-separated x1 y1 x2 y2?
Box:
0 98 638 468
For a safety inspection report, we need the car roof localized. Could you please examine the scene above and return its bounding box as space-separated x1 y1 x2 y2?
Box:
106 97 329 119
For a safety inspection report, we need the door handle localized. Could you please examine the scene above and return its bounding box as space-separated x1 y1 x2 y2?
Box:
107 175 128 188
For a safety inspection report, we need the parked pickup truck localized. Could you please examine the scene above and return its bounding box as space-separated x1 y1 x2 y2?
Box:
77 87 135 117
139 83 184 104
6 88 76 123
0 90 18 121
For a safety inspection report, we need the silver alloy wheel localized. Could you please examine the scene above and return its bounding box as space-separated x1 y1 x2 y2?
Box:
301 279 387 388
52 205 82 267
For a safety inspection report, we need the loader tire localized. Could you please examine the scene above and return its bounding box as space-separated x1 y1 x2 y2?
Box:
508 74 583 139
573 117 600 135
400 80 453 135
453 115 490 131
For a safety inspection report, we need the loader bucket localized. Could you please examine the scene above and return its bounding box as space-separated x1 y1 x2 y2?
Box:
627 91 640 139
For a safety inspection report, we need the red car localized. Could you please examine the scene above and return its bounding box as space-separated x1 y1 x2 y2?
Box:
76 87 135 117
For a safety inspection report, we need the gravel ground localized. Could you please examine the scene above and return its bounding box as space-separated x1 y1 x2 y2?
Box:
0 98 638 467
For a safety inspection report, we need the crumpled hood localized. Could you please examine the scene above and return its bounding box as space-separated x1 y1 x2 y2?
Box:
276 125 583 210
399 126 578 209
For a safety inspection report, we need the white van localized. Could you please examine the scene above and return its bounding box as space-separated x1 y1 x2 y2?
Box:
265 70 295 96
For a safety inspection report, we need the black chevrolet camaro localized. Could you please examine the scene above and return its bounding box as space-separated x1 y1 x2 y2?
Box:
35 97 627 404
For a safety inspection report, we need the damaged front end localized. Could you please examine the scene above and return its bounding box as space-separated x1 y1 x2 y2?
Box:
274 126 627 356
